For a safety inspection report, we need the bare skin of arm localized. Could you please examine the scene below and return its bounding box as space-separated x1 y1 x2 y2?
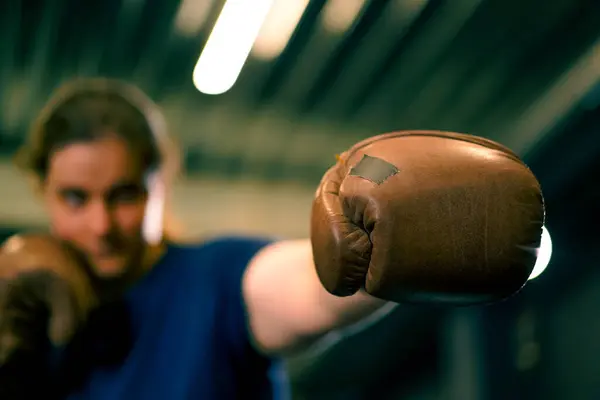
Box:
243 239 394 356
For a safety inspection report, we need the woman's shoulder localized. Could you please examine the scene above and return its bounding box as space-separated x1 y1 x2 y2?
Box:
169 234 276 260
163 234 277 277
146 236 276 309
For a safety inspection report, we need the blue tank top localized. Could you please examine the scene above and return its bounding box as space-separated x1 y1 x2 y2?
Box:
64 236 290 400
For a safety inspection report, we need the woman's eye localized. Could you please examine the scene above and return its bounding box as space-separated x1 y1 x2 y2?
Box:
61 190 87 208
110 186 144 204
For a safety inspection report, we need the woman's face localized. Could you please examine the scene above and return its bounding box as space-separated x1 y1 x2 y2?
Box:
42 135 150 279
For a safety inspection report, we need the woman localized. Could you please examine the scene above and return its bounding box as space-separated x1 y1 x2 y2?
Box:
1 78 543 399
5 78 388 399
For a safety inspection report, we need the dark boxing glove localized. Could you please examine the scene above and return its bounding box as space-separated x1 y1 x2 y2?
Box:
0 234 96 398
311 130 544 305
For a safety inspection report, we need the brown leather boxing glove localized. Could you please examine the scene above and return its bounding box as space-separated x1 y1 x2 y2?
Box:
0 234 97 398
311 130 545 305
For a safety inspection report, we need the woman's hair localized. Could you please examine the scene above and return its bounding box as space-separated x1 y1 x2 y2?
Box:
15 78 180 181
15 78 184 240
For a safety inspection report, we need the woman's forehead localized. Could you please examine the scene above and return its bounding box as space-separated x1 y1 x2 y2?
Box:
46 137 145 189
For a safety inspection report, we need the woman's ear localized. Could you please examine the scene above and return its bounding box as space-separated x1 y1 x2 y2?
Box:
142 171 166 245
32 175 55 233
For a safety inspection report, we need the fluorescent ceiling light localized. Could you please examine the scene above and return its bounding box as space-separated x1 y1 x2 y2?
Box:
193 0 274 95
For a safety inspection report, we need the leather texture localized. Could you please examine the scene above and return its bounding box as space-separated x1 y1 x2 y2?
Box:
311 130 545 305
0 234 97 399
